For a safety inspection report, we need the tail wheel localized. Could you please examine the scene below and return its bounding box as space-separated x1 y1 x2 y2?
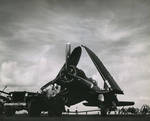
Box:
28 100 41 117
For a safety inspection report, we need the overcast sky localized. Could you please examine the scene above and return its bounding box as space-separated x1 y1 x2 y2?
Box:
0 0 150 110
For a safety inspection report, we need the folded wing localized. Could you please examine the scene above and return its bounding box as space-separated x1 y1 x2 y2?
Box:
82 45 123 94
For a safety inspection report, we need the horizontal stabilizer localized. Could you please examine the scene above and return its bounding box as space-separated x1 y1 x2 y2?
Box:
83 101 135 107
116 101 135 106
83 102 97 107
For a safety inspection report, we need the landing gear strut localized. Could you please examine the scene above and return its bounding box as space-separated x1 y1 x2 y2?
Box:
28 99 41 117
48 95 65 117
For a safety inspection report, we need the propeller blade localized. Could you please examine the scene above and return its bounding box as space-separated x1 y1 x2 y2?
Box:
57 46 82 79
65 43 71 70
41 46 82 90
82 45 123 94
40 78 59 91
67 46 82 66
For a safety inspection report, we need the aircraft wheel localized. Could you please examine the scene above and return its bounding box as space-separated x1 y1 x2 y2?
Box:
28 100 41 117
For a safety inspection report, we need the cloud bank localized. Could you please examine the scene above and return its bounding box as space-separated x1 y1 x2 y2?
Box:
0 0 150 109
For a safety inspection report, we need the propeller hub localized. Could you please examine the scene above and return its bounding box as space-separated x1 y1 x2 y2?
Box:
59 65 77 83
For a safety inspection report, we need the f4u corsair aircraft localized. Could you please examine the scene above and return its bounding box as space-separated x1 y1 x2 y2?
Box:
38 44 134 116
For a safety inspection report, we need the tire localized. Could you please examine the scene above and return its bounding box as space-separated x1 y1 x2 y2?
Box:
28 100 41 117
